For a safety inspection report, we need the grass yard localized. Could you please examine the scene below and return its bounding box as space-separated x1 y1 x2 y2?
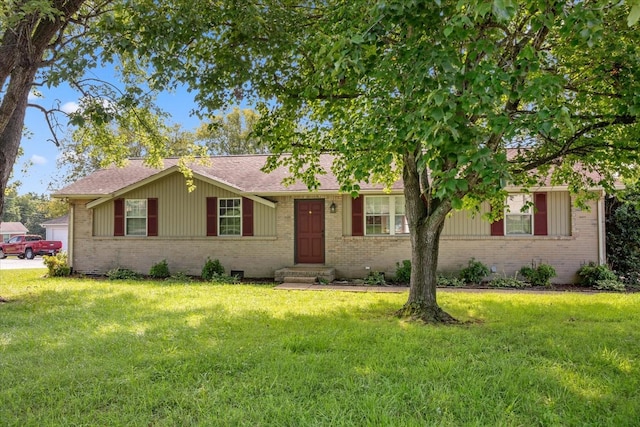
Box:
1 270 639 426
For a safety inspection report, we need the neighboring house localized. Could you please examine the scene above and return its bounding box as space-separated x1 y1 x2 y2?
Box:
53 155 608 283
41 214 69 251
0 222 28 242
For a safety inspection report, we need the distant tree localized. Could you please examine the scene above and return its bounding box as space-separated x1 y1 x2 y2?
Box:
56 111 200 186
196 108 267 155
0 192 65 236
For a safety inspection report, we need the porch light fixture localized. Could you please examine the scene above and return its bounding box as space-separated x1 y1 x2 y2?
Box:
330 202 337 213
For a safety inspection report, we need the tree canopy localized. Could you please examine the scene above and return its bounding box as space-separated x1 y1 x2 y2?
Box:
109 0 640 321
196 108 267 155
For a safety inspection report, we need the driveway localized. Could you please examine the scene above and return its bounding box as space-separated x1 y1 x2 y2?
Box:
0 257 46 270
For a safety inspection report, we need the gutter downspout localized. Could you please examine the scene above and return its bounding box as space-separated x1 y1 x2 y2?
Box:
68 202 74 272
597 190 606 265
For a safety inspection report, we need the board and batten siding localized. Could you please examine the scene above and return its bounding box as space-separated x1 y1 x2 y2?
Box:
92 173 276 237
342 191 571 237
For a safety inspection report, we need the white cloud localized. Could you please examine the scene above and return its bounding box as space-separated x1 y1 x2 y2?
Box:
60 101 80 114
30 155 47 165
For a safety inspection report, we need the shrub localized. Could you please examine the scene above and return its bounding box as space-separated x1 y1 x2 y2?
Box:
209 272 241 284
594 279 626 292
488 273 529 289
164 272 194 284
519 263 556 287
201 258 225 280
43 252 71 277
606 189 640 286
364 271 386 286
149 259 170 279
394 260 411 284
459 258 490 284
437 274 465 287
577 262 617 287
107 268 143 280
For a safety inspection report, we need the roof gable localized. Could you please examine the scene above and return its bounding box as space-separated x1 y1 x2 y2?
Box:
0 222 28 234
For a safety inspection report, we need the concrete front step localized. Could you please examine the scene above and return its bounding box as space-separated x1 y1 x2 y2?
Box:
275 266 336 283
283 276 317 284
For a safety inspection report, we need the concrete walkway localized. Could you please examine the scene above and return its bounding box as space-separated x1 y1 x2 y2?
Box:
274 283 597 294
274 283 408 293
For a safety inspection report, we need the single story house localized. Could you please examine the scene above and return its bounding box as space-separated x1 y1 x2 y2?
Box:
0 222 28 242
41 214 69 251
53 154 608 283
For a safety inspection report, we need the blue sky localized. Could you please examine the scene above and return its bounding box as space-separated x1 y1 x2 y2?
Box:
15 73 205 196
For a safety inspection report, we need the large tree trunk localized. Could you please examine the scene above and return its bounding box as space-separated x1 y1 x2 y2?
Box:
396 151 457 323
0 0 87 216
0 68 34 216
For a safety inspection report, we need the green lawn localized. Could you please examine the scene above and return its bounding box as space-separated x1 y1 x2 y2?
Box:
1 270 639 426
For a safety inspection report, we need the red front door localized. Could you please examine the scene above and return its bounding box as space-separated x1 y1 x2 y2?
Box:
295 199 325 264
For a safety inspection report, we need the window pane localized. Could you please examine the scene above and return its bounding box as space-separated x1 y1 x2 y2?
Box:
506 215 532 235
395 215 409 234
366 197 389 214
126 218 147 236
220 217 241 235
507 194 531 213
126 199 147 217
394 196 405 214
366 215 390 235
219 198 241 235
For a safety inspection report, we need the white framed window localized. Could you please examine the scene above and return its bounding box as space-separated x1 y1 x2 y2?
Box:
505 194 532 235
219 198 241 236
125 199 147 236
365 195 409 235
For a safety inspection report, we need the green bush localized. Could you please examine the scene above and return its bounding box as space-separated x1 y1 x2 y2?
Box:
209 272 241 284
394 260 411 284
594 279 626 292
107 268 143 280
577 262 617 287
43 252 71 277
519 263 556 287
606 189 640 286
364 271 386 286
201 257 225 280
149 259 170 279
164 272 194 284
489 273 529 289
437 274 465 287
459 258 490 284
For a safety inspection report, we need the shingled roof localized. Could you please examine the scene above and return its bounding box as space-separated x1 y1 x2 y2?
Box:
53 152 614 200
0 222 28 234
53 154 403 198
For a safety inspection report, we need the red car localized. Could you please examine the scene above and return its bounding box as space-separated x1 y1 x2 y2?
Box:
0 235 62 259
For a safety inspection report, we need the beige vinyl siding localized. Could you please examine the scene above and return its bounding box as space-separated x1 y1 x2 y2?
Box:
342 194 353 236
547 191 571 236
253 201 276 236
92 173 276 237
441 203 491 236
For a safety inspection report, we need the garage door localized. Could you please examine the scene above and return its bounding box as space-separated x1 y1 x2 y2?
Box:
50 228 68 251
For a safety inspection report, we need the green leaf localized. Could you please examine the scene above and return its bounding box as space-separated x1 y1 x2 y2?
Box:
351 34 365 44
451 197 463 210
431 108 445 121
628 3 640 27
